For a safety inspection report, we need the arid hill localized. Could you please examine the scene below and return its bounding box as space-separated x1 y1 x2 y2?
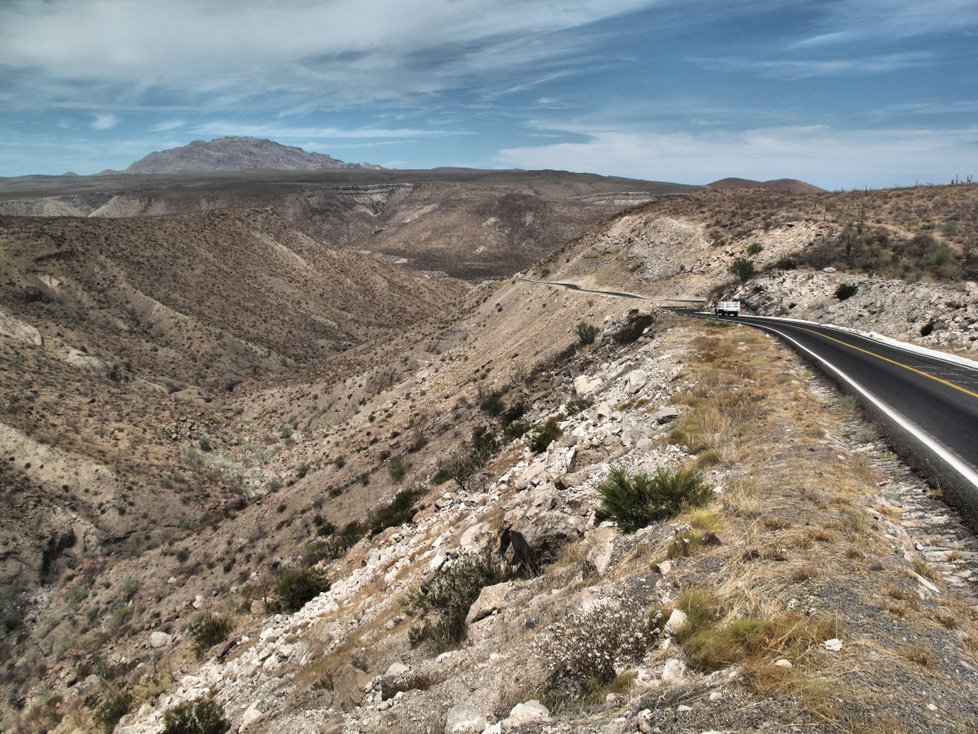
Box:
707 176 825 194
0 168 700 279
122 137 379 174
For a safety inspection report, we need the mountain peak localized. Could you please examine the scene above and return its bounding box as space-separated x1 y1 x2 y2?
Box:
125 136 382 174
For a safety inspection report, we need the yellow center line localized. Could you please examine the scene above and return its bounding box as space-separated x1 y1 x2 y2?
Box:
791 325 978 401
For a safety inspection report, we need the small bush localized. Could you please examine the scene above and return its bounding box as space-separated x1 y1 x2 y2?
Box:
746 242 764 256
596 467 713 533
161 697 230 734
95 690 133 732
406 546 511 650
834 283 858 300
479 393 506 416
190 615 232 658
503 420 530 440
576 321 600 346
501 402 526 426
528 418 562 454
273 568 330 613
387 457 408 483
920 321 936 337
367 487 422 536
730 258 756 282
535 599 662 700
613 310 655 344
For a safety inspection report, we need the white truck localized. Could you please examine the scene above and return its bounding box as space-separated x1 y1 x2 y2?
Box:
715 299 741 317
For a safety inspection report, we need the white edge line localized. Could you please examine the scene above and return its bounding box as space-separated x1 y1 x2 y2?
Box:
749 321 978 493
732 312 978 372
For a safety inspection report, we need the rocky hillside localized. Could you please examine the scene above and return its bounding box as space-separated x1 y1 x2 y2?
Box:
123 137 379 174
0 169 699 280
4 182 978 734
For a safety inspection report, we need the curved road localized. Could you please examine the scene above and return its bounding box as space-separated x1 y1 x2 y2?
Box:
697 313 978 521
519 277 978 516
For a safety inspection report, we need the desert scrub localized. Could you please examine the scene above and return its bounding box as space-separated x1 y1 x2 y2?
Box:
536 598 663 701
676 588 837 674
272 567 330 613
730 257 756 281
161 697 230 734
190 615 232 658
367 486 423 536
612 310 655 344
95 690 133 732
528 418 562 453
576 321 600 345
834 283 858 300
596 467 713 532
406 546 511 651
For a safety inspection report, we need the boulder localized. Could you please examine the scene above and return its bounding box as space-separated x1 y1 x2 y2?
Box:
661 658 687 683
585 526 618 576
466 582 512 626
664 609 688 635
148 631 173 649
503 700 550 729
332 663 371 712
573 375 603 397
626 369 648 394
445 704 487 734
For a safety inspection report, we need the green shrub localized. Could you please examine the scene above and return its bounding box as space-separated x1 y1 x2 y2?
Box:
161 697 230 734
746 242 764 256
273 568 329 613
367 488 422 536
596 467 713 532
190 615 232 658
730 258 756 282
503 420 530 440
501 402 526 426
387 457 408 483
834 283 858 300
95 690 133 732
920 321 936 337
576 321 600 346
479 393 505 416
527 418 562 454
612 310 655 344
406 547 511 650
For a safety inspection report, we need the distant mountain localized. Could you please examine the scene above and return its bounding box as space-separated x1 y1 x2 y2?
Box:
707 177 825 194
124 136 382 174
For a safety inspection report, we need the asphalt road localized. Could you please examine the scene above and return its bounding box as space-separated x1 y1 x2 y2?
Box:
699 313 978 518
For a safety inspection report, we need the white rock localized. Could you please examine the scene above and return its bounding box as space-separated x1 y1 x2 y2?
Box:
445 704 488 734
239 702 264 730
823 638 842 652
149 631 173 648
481 724 502 734
774 658 793 669
503 700 550 729
661 658 686 683
385 662 409 678
573 375 603 397
709 691 722 702
626 369 648 393
664 609 688 635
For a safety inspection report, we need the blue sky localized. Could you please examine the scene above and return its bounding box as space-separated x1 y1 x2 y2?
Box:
1 0 976 188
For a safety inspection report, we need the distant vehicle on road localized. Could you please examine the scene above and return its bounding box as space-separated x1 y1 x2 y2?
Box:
715 300 741 317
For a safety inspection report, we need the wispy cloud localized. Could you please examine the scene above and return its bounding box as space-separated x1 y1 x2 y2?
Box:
0 0 661 111
693 52 935 79
789 0 978 47
151 119 185 132
189 122 473 140
90 113 118 130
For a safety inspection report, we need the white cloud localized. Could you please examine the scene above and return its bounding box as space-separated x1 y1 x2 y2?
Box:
496 124 978 189
90 113 119 130
189 122 472 140
151 119 185 132
692 52 935 79
0 0 660 108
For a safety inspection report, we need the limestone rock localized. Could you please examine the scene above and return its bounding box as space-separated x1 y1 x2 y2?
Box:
661 658 687 683
573 375 603 397
503 700 550 729
149 631 173 649
664 609 688 635
445 704 487 734
466 582 512 626
654 406 680 424
333 663 371 712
